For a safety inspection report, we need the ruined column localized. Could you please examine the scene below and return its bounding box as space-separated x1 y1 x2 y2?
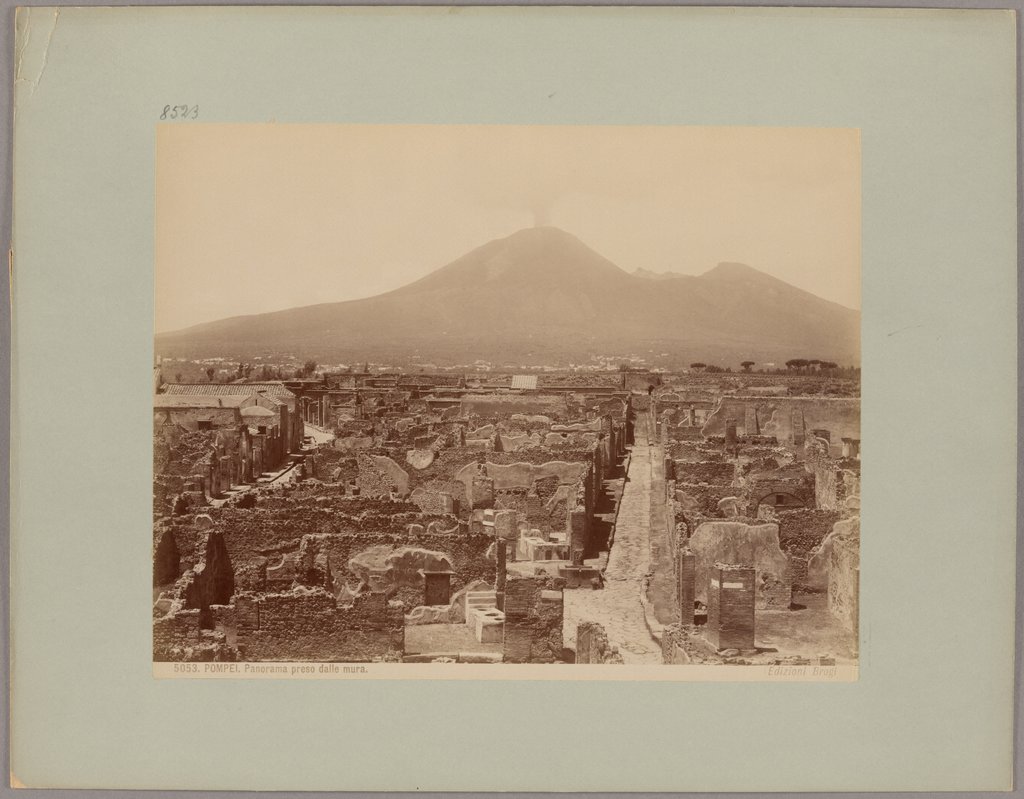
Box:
678 547 696 626
705 563 755 652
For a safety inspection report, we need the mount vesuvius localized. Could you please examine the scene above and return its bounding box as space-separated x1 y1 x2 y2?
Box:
155 227 860 367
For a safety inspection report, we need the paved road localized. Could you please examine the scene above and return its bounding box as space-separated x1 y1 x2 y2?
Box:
304 423 336 445
563 415 663 664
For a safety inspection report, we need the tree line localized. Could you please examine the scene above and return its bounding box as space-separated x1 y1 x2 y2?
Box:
687 359 854 376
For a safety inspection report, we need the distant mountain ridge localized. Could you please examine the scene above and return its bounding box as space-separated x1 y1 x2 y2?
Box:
156 226 860 366
633 267 687 281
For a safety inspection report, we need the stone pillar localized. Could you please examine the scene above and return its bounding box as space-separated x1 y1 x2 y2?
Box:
678 547 696 625
705 563 755 652
569 508 588 566
495 542 507 611
744 406 759 437
494 510 518 563
724 418 738 448
791 409 805 446
687 407 696 426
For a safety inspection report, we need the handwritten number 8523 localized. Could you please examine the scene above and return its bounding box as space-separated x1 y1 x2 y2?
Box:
160 105 199 120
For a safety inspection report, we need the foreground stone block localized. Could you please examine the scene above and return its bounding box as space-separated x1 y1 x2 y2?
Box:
705 564 755 652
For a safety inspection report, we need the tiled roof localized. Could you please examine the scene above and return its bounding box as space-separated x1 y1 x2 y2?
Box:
511 374 539 390
257 394 286 407
163 382 296 399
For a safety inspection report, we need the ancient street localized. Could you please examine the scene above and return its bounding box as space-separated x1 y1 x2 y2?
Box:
564 415 663 664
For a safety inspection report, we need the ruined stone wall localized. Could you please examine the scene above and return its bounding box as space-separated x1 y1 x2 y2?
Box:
460 395 568 420
235 588 405 662
325 531 494 596
356 453 410 497
667 441 727 462
153 607 201 657
811 460 861 511
399 446 485 509
661 624 692 664
409 488 455 516
745 471 816 510
828 518 860 639
688 521 791 609
775 508 842 556
704 397 859 455
398 445 591 513
161 507 492 595
494 487 530 517
153 527 181 586
313 448 358 482
575 621 624 664
153 430 221 517
674 461 735 485
675 484 738 520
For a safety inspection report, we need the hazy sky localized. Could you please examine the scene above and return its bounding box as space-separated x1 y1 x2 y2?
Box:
155 124 860 333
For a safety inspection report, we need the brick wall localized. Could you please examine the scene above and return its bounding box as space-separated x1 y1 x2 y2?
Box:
502 577 564 663
675 460 735 485
705 564 755 651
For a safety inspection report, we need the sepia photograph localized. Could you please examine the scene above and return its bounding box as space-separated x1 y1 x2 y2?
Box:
151 124 861 675
9 3 1017 790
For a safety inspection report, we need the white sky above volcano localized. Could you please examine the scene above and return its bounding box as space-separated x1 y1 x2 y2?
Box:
156 124 860 332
